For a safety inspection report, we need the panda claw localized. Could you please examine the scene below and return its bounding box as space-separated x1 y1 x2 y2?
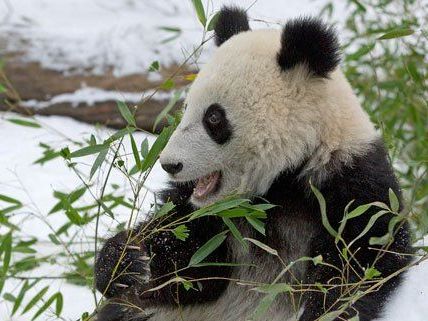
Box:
115 283 129 289
126 245 141 251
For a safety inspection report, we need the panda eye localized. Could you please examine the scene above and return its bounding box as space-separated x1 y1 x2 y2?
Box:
203 104 233 145
207 110 221 125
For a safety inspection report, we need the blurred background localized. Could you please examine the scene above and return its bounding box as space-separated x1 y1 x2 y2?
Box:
0 0 427 320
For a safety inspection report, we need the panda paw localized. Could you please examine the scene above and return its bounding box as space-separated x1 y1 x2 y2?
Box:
95 231 152 298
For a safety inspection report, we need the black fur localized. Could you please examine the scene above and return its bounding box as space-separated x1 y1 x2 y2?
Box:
203 104 233 144
94 139 411 321
263 139 411 320
277 17 341 77
94 182 232 320
214 6 250 46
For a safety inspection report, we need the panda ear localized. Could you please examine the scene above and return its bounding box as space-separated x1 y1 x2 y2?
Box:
214 6 250 46
277 17 340 78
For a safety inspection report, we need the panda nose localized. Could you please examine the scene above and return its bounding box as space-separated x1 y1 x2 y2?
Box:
161 162 183 175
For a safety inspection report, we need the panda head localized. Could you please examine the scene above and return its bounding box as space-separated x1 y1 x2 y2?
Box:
160 6 376 208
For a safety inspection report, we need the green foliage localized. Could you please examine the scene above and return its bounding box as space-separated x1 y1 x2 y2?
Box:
334 0 428 236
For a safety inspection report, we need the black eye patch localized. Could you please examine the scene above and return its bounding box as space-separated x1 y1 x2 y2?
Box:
203 104 233 145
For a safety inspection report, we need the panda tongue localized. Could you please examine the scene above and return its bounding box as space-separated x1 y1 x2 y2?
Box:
194 172 220 199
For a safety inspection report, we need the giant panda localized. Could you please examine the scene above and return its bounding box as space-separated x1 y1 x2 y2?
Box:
94 6 412 321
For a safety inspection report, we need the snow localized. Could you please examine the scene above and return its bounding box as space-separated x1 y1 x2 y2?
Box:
0 0 346 76
20 87 172 109
0 113 168 320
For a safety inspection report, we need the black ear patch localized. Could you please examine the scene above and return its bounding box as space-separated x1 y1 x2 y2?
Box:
214 6 250 46
277 17 340 77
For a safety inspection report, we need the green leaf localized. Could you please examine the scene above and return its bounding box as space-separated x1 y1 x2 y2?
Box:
191 0 206 27
188 231 228 266
31 292 63 320
7 118 41 128
48 234 61 245
0 194 22 205
310 183 337 238
153 90 182 131
173 225 190 241
244 238 278 256
55 292 63 315
70 144 108 158
206 12 220 31
369 233 391 246
364 267 381 280
3 292 15 302
0 232 12 276
140 138 149 158
154 202 175 219
250 293 277 320
0 84 6 93
117 101 136 127
129 134 141 170
222 217 248 251
346 203 372 219
346 43 375 61
161 79 175 90
90 148 108 179
318 310 343 321
104 127 135 145
22 286 49 313
388 188 400 212
350 0 366 12
148 61 160 72
246 216 266 235
65 206 84 225
378 28 414 40
349 210 389 248
141 126 174 172
12 280 37 315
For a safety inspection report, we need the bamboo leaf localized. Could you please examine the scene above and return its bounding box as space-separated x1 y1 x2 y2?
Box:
31 292 62 320
90 148 108 179
154 202 175 219
129 134 141 170
117 101 136 127
207 12 220 31
223 217 248 251
191 0 207 27
22 286 49 314
70 144 108 158
388 188 400 212
7 118 41 128
310 183 337 238
378 28 414 40
244 238 278 256
188 231 228 266
153 90 182 131
141 126 174 172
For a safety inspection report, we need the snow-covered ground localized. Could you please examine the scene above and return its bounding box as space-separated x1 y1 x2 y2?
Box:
0 0 346 76
0 113 168 320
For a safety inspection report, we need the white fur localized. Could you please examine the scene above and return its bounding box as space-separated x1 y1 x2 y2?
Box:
157 29 378 320
160 29 376 208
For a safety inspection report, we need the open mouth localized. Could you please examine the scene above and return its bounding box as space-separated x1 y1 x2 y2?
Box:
192 171 222 200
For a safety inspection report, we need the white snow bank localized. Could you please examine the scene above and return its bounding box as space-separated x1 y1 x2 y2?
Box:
0 113 168 320
20 87 172 109
0 0 346 76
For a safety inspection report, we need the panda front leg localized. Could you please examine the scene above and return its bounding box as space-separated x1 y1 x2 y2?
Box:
93 229 153 321
94 214 232 320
